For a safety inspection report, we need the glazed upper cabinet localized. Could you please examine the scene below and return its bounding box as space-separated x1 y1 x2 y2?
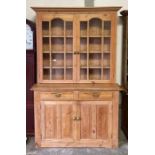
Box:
36 10 117 83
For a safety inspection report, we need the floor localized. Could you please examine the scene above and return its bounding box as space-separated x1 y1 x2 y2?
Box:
26 130 128 155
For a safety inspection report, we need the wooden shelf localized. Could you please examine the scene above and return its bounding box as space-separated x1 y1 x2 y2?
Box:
89 51 102 53
89 36 102 38
42 35 50 38
51 66 64 69
66 36 73 38
103 66 110 69
103 51 110 53
89 66 102 68
51 36 64 38
66 51 73 53
43 66 50 69
51 51 64 53
43 51 50 53
66 66 73 69
80 36 87 38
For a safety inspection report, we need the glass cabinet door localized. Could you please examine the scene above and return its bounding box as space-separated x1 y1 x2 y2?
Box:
42 18 74 82
79 17 112 82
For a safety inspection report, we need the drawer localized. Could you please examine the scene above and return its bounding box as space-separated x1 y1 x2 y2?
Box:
78 91 112 100
40 92 74 100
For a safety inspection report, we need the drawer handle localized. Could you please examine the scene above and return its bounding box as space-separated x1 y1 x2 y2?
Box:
93 93 100 98
55 93 61 97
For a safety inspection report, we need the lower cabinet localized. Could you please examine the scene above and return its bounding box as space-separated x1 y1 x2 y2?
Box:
33 90 119 148
39 100 113 147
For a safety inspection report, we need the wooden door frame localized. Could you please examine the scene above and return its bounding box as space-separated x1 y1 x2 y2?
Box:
40 100 76 142
76 13 117 83
37 13 76 83
76 100 113 147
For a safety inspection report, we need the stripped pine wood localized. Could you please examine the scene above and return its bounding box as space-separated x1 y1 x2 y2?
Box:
32 7 121 148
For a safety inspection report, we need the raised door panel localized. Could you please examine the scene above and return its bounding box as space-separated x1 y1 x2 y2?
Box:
40 101 76 145
78 101 112 147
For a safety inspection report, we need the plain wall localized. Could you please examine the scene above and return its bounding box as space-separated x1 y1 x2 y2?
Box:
26 0 128 84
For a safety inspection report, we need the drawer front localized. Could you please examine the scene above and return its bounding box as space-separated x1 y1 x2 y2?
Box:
40 92 74 100
78 91 112 100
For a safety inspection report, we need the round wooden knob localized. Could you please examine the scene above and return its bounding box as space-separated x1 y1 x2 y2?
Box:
73 116 77 120
76 116 81 121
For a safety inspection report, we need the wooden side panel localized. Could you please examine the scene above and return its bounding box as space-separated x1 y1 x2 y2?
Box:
80 104 97 139
61 104 73 138
44 105 57 139
112 91 119 148
96 105 108 139
80 104 91 139
34 92 41 146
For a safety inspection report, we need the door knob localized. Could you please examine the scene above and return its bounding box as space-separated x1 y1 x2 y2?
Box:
76 116 81 121
73 116 77 120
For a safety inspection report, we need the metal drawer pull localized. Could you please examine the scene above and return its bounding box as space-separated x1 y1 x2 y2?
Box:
55 93 61 97
93 93 100 97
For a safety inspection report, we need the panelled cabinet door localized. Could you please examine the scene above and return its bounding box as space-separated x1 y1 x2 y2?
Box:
77 101 112 147
40 101 76 146
39 14 76 83
77 14 115 83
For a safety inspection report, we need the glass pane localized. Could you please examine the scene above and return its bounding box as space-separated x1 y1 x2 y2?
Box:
89 69 101 80
103 68 110 80
89 38 101 52
66 53 73 67
51 53 64 67
51 37 64 52
80 38 87 52
80 22 87 36
43 53 50 67
52 69 64 80
80 53 87 67
89 53 101 67
43 37 50 52
89 18 102 36
42 21 49 36
104 21 111 36
43 68 50 80
51 18 64 36
104 37 111 51
66 69 72 80
66 22 73 36
66 38 73 52
80 68 87 80
103 53 110 67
